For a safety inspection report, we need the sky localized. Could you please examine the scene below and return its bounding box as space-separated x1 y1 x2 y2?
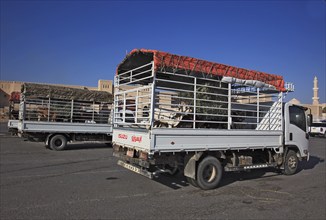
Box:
1 0 325 104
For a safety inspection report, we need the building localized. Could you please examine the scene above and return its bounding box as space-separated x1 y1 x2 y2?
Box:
289 76 326 122
0 80 113 117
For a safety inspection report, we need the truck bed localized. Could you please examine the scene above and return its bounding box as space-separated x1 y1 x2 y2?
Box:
19 121 112 134
113 128 283 153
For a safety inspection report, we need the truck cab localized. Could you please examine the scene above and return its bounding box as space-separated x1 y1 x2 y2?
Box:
284 103 310 159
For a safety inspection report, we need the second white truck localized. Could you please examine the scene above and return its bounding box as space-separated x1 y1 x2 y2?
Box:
18 83 113 150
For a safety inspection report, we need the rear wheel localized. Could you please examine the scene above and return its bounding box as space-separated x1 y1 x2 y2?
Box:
196 156 223 190
49 135 67 151
283 150 298 175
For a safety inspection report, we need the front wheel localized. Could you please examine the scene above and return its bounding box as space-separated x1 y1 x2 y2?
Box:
49 135 67 151
196 156 223 190
283 150 298 175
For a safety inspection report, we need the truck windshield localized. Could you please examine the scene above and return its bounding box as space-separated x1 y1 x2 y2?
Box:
289 106 306 132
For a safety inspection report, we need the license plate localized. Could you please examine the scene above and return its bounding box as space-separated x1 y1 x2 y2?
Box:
117 160 141 174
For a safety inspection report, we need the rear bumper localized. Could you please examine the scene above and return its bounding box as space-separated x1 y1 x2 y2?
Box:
117 160 153 179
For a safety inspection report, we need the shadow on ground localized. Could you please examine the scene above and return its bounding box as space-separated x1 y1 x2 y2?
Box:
65 143 112 151
42 143 112 151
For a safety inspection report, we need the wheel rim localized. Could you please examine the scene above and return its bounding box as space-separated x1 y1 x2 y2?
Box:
203 164 217 183
288 156 297 169
54 139 62 147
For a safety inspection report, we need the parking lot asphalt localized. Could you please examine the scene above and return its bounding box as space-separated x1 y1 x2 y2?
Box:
0 122 325 220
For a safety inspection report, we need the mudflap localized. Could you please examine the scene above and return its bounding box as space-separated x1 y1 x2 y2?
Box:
184 152 203 179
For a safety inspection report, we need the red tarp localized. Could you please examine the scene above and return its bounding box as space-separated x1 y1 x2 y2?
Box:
118 49 285 92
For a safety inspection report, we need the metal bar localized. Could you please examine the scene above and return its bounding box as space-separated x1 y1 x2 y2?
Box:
123 93 126 123
118 75 153 86
156 78 194 86
118 62 153 77
228 83 232 130
156 85 194 93
150 61 156 128
193 77 197 129
47 97 50 122
257 88 260 125
70 100 74 123
115 85 152 96
92 101 95 122
135 89 138 123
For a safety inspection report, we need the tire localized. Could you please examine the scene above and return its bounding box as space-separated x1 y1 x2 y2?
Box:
49 135 67 151
196 156 223 190
283 150 298 175
186 177 198 188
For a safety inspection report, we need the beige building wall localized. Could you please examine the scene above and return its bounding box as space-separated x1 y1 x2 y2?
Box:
98 79 113 94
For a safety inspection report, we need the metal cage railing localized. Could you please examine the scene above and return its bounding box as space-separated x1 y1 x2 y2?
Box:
114 62 284 131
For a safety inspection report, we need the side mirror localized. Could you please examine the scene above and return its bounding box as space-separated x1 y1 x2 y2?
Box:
307 114 313 127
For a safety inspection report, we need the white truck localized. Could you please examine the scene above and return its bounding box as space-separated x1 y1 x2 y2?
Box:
112 49 312 190
18 83 113 151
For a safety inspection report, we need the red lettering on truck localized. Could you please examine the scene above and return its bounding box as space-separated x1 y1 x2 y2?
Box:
118 134 128 139
131 136 142 143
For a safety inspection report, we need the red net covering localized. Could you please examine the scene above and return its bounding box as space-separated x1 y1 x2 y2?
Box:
117 49 285 92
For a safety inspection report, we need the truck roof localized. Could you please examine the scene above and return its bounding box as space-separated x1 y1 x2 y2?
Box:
117 49 286 92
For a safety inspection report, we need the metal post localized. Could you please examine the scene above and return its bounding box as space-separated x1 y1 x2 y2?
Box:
268 104 271 130
257 88 260 127
47 97 51 122
114 75 118 127
193 77 197 129
70 100 74 122
135 89 139 123
279 92 283 131
150 62 156 128
92 101 95 122
227 83 232 130
123 92 126 123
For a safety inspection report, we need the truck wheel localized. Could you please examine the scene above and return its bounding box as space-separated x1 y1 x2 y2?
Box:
186 177 198 188
196 156 223 190
283 150 298 175
50 135 67 151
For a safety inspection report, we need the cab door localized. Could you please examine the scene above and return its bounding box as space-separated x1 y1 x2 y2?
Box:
284 103 309 157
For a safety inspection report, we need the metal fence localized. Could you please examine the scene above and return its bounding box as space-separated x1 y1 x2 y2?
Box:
114 62 286 131
20 98 112 124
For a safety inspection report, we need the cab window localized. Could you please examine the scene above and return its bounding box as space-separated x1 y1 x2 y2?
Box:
289 106 306 131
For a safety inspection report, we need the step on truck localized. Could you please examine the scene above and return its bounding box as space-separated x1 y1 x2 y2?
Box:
112 49 312 190
18 83 113 151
